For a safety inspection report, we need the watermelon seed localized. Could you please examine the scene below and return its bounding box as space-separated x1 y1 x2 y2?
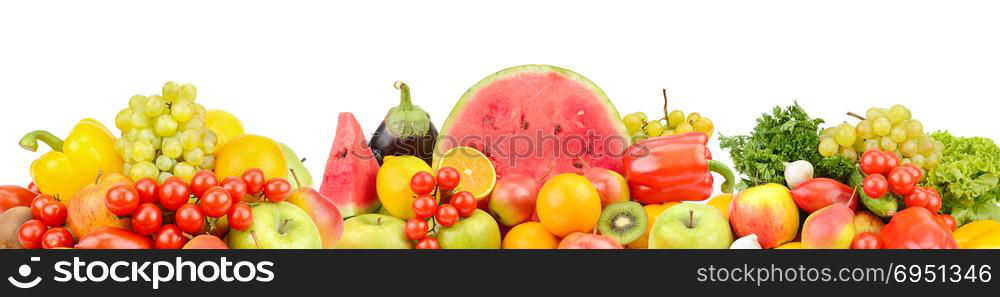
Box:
554 124 563 135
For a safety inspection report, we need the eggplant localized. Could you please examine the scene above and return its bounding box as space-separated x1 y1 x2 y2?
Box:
369 81 438 165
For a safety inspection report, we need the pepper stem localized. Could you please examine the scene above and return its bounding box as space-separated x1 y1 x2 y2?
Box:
395 81 412 109
708 160 736 194
19 130 64 152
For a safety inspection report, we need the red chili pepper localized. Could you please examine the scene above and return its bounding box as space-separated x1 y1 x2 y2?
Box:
623 132 735 203
790 178 858 213
880 207 957 249
0 185 37 213
74 227 154 249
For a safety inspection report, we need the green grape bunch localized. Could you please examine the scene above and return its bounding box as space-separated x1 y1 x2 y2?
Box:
622 89 715 143
113 81 219 183
818 104 945 172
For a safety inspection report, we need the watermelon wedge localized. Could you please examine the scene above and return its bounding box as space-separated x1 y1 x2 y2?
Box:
435 65 629 181
320 112 381 218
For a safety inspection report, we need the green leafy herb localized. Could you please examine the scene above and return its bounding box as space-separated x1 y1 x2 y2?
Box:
927 131 1000 226
719 102 854 188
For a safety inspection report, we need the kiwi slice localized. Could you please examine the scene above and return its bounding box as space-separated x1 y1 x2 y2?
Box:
598 201 647 245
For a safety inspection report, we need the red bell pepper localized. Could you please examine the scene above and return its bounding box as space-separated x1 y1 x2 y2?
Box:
74 227 154 249
790 178 858 213
880 207 957 249
623 132 735 203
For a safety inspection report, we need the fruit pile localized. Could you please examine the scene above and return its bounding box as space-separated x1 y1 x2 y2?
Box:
1 64 998 251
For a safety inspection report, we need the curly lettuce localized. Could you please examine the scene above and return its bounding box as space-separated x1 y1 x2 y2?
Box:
927 131 1000 225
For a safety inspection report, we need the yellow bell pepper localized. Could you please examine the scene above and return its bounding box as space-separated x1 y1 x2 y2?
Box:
953 220 1000 249
19 119 123 202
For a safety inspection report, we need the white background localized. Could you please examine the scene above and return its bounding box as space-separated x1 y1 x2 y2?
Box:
1 0 998 185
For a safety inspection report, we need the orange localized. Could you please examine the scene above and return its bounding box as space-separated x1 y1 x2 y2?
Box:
627 202 679 249
435 146 496 200
535 173 602 237
502 222 559 249
706 193 734 219
214 134 288 181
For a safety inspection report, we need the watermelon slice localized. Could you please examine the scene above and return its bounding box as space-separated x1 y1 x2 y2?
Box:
435 65 629 181
320 112 381 218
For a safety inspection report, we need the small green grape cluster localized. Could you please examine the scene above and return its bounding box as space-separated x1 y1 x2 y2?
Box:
818 104 944 171
622 110 714 143
113 81 218 183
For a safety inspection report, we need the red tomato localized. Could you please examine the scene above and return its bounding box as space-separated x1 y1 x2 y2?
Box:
411 195 437 220
405 218 429 241
888 166 917 196
74 227 154 249
41 227 74 249
105 183 140 216
263 178 292 203
17 220 47 249
862 174 889 199
199 187 233 218
882 151 900 172
175 204 205 234
190 170 219 198
134 178 159 204
851 232 882 249
450 191 478 217
903 187 931 209
415 237 441 249
436 167 461 191
925 192 942 214
860 150 888 175
901 164 923 181
153 224 188 249
221 176 248 204
30 194 54 220
938 214 957 231
158 177 191 211
39 202 68 227
131 203 163 235
436 204 459 227
881 207 957 249
241 168 266 195
227 203 253 231
410 171 436 195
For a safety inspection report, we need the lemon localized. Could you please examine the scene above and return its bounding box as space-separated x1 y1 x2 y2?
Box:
434 146 496 200
206 110 245 151
377 155 433 219
214 134 288 181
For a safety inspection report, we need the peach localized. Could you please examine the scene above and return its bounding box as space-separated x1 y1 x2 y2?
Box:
801 204 855 249
729 183 800 248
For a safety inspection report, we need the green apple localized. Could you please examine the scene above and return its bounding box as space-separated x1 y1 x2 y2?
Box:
437 209 501 249
334 214 413 249
279 142 313 189
227 202 322 249
649 203 733 249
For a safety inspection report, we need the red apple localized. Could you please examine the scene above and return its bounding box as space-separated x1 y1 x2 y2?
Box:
488 174 540 227
183 235 228 249
287 187 344 249
557 232 623 249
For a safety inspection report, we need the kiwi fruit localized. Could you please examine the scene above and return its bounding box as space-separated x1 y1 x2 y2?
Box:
597 201 647 245
0 206 33 249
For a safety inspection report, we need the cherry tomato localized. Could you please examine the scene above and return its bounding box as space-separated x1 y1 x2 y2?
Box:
436 204 459 227
938 214 957 231
410 171 436 195
903 187 931 209
882 151 900 173
242 168 267 195
221 176 248 204
17 220 47 249
175 204 205 234
134 178 159 204
263 178 292 202
190 170 219 198
888 166 917 196
39 202 68 227
131 203 163 235
41 227 74 249
227 203 253 231
30 194 54 220
105 183 140 216
450 191 477 217
851 232 882 249
405 218 429 241
901 164 923 181
158 177 191 211
860 150 888 176
416 237 441 249
412 195 438 220
862 174 888 199
924 192 942 213
27 182 39 193
200 187 233 218
436 167 461 191
153 224 188 249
